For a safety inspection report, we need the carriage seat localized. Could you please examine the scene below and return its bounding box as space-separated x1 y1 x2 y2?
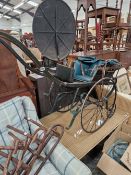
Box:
74 57 120 82
0 96 92 175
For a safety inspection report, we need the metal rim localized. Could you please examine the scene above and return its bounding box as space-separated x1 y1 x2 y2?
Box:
49 84 79 113
80 77 116 133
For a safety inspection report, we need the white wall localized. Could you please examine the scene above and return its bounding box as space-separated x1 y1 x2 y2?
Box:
20 13 33 33
0 13 33 33
0 18 12 30
11 19 21 31
0 18 21 32
65 0 84 20
0 0 89 32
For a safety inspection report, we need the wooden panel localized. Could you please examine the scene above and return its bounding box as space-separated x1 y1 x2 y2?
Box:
29 74 75 118
29 75 53 117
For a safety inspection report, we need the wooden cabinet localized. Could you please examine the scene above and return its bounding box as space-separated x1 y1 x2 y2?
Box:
29 74 53 118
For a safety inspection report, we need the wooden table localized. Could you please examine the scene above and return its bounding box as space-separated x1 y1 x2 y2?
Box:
88 7 119 26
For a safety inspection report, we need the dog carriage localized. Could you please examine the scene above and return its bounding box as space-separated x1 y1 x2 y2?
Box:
0 0 124 174
0 0 121 134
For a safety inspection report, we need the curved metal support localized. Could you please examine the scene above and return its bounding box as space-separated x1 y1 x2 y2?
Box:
0 38 43 76
0 32 90 88
0 34 65 86
0 31 41 68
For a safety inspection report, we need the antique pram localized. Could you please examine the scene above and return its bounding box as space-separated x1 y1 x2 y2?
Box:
0 0 120 134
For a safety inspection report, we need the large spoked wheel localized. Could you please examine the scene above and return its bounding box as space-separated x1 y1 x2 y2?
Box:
49 84 79 113
80 77 117 133
55 91 79 113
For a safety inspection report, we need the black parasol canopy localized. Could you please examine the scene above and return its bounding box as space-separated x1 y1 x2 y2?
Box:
33 0 76 61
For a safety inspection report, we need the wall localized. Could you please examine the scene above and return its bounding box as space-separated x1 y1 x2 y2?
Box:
20 13 33 33
0 18 21 32
11 19 21 31
0 14 33 34
12 0 83 33
0 0 84 33
0 18 12 30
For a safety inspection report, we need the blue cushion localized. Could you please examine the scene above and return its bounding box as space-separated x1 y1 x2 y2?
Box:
74 57 120 82
0 96 32 172
0 96 92 175
0 96 30 146
29 152 61 175
45 138 92 175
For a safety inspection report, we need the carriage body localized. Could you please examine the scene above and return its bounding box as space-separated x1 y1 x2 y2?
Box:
0 0 121 134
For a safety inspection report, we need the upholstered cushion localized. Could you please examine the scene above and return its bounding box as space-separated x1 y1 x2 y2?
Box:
21 96 40 133
29 152 61 175
0 96 32 173
22 96 38 121
0 96 92 175
0 96 31 146
45 138 92 175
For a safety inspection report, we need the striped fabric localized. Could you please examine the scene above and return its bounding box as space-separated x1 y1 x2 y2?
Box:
45 138 92 175
0 96 92 175
0 96 30 147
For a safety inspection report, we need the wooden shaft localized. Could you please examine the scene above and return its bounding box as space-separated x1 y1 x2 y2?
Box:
116 0 118 8
84 2 88 54
128 0 131 23
106 0 108 7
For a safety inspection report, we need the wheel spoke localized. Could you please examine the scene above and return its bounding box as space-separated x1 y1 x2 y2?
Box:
86 95 98 106
87 106 100 132
99 106 108 122
82 107 98 127
82 104 97 119
100 84 104 99
81 77 116 133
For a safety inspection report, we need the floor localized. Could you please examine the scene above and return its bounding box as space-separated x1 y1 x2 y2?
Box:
81 142 105 175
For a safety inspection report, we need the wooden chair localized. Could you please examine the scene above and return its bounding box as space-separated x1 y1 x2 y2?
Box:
76 0 98 53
